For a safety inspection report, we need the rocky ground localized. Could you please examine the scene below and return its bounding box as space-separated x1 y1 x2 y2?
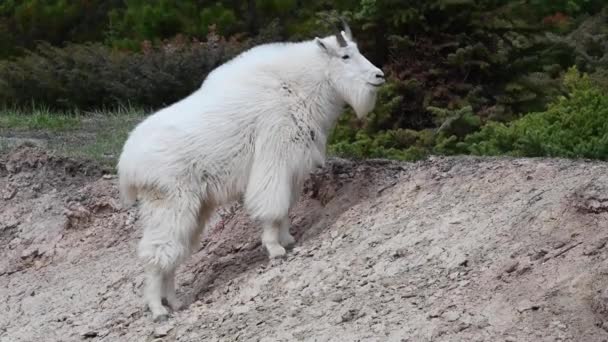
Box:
2 145 608 342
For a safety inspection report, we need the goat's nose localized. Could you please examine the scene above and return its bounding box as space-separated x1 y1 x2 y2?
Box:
375 71 385 79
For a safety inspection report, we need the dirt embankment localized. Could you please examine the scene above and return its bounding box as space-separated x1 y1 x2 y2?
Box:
2 145 608 342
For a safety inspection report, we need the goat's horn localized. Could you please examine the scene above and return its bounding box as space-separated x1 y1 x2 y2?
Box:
340 17 352 40
322 16 348 47
333 21 348 47
335 31 347 47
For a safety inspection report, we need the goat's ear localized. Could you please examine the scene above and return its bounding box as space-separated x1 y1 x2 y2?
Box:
315 37 337 58
314 37 329 53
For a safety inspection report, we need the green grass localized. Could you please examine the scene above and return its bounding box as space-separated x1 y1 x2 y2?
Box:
0 106 81 130
0 105 147 168
61 106 146 166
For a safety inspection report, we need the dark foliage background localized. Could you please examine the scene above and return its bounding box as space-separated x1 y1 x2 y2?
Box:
1 0 607 159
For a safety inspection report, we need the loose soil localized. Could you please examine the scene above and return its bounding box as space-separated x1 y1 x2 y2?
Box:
2 145 608 342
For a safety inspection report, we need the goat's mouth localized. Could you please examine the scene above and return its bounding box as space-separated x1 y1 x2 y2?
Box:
367 82 384 88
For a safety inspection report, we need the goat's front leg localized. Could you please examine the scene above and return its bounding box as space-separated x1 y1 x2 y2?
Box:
245 140 304 259
261 219 287 258
279 216 295 248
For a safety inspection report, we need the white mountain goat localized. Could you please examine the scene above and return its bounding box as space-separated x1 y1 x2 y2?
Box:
116 21 385 321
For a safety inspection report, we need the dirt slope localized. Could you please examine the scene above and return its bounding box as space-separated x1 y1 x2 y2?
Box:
2 145 608 342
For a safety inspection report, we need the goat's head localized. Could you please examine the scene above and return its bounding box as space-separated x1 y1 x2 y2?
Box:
314 19 385 119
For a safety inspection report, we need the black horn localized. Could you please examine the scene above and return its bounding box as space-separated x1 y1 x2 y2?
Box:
334 21 348 47
340 17 352 40
322 16 348 47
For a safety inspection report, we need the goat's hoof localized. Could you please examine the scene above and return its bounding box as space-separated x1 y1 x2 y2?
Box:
150 305 170 322
267 245 287 259
165 299 183 311
153 313 170 322
279 233 296 248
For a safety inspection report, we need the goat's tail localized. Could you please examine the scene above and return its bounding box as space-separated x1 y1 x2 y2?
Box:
118 173 138 208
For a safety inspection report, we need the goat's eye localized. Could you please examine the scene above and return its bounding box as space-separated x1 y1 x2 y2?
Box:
341 55 350 60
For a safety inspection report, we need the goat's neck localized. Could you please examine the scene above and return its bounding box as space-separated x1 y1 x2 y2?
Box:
290 75 345 137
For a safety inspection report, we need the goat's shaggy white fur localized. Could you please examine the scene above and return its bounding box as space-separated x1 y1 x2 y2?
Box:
117 28 384 320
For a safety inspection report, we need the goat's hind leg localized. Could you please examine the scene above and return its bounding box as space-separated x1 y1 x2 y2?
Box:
161 268 181 311
161 204 214 311
143 264 168 321
138 192 201 321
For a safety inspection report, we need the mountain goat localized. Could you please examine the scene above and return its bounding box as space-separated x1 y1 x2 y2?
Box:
117 21 385 321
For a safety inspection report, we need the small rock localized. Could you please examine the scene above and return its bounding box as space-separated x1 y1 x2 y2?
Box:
97 330 110 338
454 322 471 332
311 310 324 319
428 308 443 319
553 241 567 249
81 331 98 338
530 249 548 261
364 319 382 332
330 293 344 303
583 237 608 256
1 219 20 231
64 204 92 230
550 320 567 331
459 280 470 287
516 263 532 276
443 310 461 322
516 300 540 313
21 246 40 259
401 292 417 299
337 309 360 324
475 317 490 329
154 323 174 337
502 260 519 274
2 187 17 200
391 248 408 259
448 252 468 270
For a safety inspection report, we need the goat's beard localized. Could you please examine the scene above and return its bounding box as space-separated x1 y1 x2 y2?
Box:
344 86 378 119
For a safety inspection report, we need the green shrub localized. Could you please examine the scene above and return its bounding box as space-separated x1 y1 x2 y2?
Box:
529 0 605 16
1 0 607 164
343 1 607 133
329 67 608 161
328 81 440 161
0 32 246 110
106 0 240 49
462 67 608 159
0 0 123 58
